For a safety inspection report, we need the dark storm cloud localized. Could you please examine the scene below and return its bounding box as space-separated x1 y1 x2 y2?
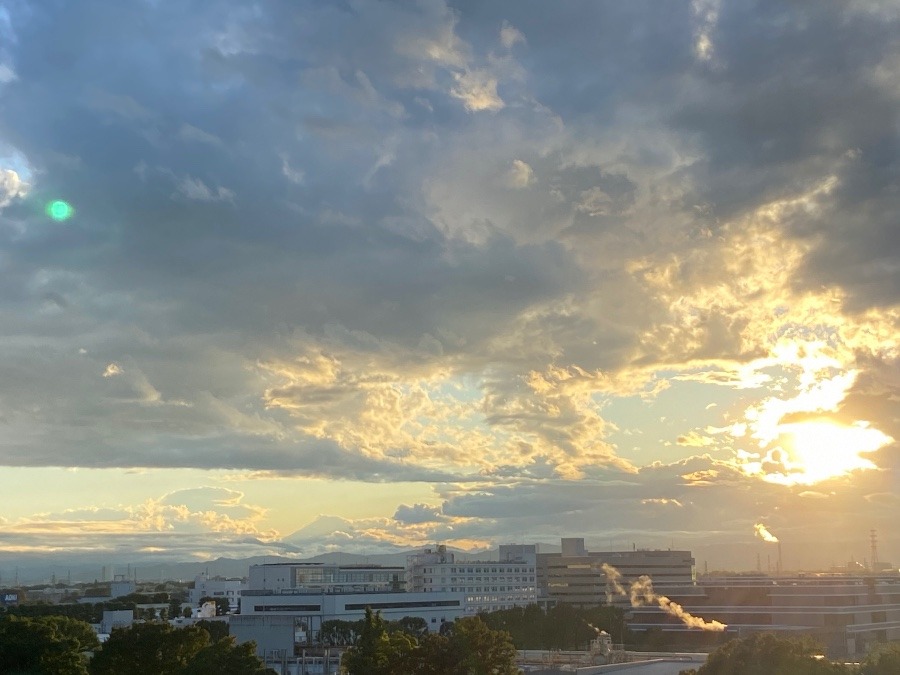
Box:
661 1 900 309
393 503 446 524
0 0 897 488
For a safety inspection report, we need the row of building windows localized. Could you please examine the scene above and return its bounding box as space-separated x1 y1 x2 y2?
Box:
439 586 534 594
420 567 534 575
465 595 525 603
422 577 535 584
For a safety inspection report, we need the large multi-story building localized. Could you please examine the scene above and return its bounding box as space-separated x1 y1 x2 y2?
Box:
537 538 695 607
628 574 900 658
247 562 405 595
406 544 537 614
233 562 463 658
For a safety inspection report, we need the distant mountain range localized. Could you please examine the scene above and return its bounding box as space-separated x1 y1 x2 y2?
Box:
1 538 885 586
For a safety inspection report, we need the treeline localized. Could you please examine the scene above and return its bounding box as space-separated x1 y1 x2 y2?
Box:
0 614 271 675
478 603 727 653
1 592 188 623
318 603 626 651
680 633 900 675
342 607 518 675
477 602 625 650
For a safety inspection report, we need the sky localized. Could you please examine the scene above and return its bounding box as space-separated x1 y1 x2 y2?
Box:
0 0 899 575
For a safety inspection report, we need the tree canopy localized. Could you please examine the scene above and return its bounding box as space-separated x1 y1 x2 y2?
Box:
342 608 519 675
858 643 900 675
88 622 269 675
477 602 625 650
0 614 99 675
685 633 855 675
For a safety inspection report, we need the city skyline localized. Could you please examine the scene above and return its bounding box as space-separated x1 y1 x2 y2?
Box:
0 1 898 570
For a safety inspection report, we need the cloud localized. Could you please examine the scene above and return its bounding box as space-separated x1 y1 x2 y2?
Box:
0 63 16 84
393 503 446 524
450 70 504 111
0 487 279 562
0 168 27 207
505 159 534 188
178 123 223 147
175 176 234 202
102 362 123 377
691 0 720 63
0 0 898 565
500 22 525 49
676 431 715 448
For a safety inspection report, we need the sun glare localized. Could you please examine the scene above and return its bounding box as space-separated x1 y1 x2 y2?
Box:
778 421 890 484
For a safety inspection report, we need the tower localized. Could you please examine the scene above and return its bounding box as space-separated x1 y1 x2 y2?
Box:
870 530 879 572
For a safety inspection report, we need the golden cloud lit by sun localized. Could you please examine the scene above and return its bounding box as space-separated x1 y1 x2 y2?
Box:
727 339 894 485
777 421 888 484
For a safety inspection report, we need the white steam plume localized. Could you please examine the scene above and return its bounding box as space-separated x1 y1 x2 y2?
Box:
754 523 779 543
602 563 627 602
601 563 727 632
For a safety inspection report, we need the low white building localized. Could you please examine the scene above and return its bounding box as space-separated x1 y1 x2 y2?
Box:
233 589 465 656
189 573 247 612
407 544 538 614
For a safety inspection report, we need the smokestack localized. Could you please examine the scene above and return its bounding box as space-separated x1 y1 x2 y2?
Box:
777 542 783 575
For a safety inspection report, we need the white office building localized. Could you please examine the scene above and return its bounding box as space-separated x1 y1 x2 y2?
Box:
233 562 465 657
247 562 405 595
189 573 247 612
406 544 538 614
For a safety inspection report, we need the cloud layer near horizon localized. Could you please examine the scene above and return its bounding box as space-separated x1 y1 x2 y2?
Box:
0 0 898 567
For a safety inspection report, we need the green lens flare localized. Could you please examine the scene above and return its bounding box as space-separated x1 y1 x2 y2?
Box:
47 200 74 221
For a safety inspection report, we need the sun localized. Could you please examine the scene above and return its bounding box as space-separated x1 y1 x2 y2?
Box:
777 420 891 484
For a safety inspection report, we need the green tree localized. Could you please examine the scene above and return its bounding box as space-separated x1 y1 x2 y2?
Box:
543 602 595 649
859 642 900 674
0 614 97 675
89 623 209 675
89 622 269 675
196 619 229 642
446 616 519 675
391 615 430 638
177 636 270 674
407 633 457 675
477 603 625 651
696 633 854 675
168 597 183 618
342 608 416 675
